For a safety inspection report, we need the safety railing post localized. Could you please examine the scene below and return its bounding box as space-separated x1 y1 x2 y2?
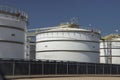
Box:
28 61 31 75
42 61 44 75
55 62 57 75
76 63 79 74
12 60 15 76
67 62 68 75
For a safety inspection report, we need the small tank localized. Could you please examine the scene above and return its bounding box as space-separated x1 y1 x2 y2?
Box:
100 34 120 64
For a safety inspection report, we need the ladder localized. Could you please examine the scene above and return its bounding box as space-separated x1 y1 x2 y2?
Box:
106 40 112 64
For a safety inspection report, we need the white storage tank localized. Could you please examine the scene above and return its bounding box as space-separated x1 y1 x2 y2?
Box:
100 34 120 64
36 23 101 63
0 6 28 59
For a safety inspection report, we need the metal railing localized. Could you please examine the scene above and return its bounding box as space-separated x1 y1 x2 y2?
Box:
0 59 120 76
0 5 28 19
27 26 101 37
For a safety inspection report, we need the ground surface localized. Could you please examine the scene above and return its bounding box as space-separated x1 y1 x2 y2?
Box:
13 77 120 80
6 75 120 80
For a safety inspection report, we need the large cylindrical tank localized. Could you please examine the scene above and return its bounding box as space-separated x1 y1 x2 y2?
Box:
100 34 120 64
0 6 28 59
36 23 101 63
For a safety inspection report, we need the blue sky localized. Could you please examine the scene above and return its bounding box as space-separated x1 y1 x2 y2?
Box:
0 0 120 36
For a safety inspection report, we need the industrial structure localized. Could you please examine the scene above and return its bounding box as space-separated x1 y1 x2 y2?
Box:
1 5 120 80
0 6 120 78
0 6 28 59
100 34 120 64
30 23 101 63
26 35 36 60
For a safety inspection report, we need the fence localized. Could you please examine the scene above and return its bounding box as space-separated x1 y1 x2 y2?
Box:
0 59 120 76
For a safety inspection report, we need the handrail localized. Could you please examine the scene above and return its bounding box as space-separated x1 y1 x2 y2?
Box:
28 26 101 34
0 5 28 19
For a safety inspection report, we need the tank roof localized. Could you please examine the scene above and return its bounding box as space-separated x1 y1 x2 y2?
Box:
28 23 101 36
41 23 100 34
102 34 120 40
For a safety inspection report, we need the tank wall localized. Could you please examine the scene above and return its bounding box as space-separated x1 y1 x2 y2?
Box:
112 57 120 64
0 18 26 29
100 40 120 64
100 57 106 63
36 41 99 51
36 52 99 63
0 27 25 42
37 32 100 41
0 43 24 59
101 49 120 56
100 41 120 48
100 57 120 64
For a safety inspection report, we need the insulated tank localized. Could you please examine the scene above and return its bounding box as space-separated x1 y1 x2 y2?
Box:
100 34 120 64
36 23 101 63
0 6 28 59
